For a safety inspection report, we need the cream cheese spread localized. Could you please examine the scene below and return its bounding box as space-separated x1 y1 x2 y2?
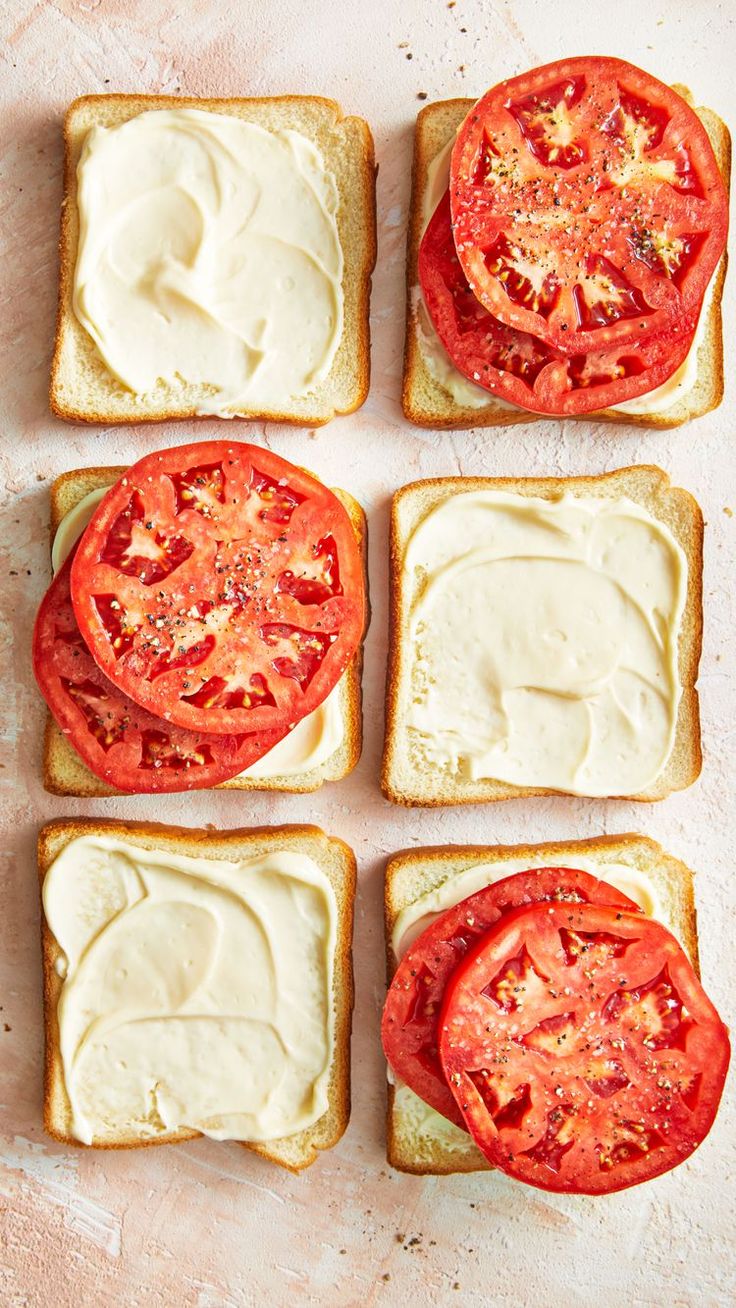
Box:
390 855 667 1150
73 108 344 415
401 490 686 797
51 490 346 779
43 835 337 1145
415 135 710 417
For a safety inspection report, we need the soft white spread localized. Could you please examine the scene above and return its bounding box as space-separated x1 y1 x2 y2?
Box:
611 274 713 414
43 835 337 1145
241 684 344 778
412 285 498 410
51 487 108 574
51 490 346 779
415 138 503 410
73 108 344 415
390 855 665 1150
401 490 686 797
415 135 709 417
392 857 662 958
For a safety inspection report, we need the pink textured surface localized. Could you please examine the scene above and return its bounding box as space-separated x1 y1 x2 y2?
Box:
1 2 735 1305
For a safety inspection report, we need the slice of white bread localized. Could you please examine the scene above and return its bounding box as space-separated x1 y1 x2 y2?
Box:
403 90 730 429
51 94 376 426
382 465 703 806
40 818 356 1171
384 833 699 1175
43 465 367 796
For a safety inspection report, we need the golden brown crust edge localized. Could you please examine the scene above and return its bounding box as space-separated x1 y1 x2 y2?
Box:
39 819 356 1167
50 94 377 427
381 466 703 806
402 95 730 430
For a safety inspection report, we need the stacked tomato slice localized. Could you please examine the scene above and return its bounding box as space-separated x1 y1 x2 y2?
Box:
382 868 730 1194
33 441 366 793
419 57 728 416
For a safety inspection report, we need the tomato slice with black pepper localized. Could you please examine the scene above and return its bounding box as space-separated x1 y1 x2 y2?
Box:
419 192 697 415
450 57 728 355
33 554 289 792
439 902 730 1194
69 442 366 736
382 868 639 1127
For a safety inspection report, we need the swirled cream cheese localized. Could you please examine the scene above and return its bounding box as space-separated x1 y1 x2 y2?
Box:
51 490 346 779
43 835 337 1145
415 135 711 416
390 855 665 1150
402 490 686 797
73 108 344 414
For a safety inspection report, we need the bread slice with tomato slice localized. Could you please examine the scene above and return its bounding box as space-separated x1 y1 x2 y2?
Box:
403 89 730 429
43 465 366 796
40 818 355 1171
382 465 703 806
50 94 376 426
384 833 699 1175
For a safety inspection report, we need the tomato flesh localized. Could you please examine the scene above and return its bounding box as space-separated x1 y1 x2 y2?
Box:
69 442 366 736
419 192 696 415
450 57 728 355
33 556 287 793
439 902 730 1194
382 868 639 1127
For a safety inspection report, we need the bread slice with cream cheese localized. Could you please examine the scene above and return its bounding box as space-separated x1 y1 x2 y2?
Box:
403 91 730 429
40 818 355 1171
384 834 698 1174
382 465 702 806
43 465 366 796
51 94 376 425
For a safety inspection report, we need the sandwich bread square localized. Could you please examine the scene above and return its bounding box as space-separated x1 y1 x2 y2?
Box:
382 466 703 806
51 95 377 425
40 818 356 1171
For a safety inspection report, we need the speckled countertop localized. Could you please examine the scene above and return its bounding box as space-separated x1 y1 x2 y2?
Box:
0 2 734 1305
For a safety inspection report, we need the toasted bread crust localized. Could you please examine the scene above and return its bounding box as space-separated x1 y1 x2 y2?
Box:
403 94 730 429
39 818 356 1170
42 466 366 796
383 833 699 1173
50 94 376 426
382 466 703 806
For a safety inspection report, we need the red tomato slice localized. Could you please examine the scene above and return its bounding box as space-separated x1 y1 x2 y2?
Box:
450 57 728 355
382 868 639 1127
33 555 288 793
439 902 730 1194
419 192 697 416
69 442 366 736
